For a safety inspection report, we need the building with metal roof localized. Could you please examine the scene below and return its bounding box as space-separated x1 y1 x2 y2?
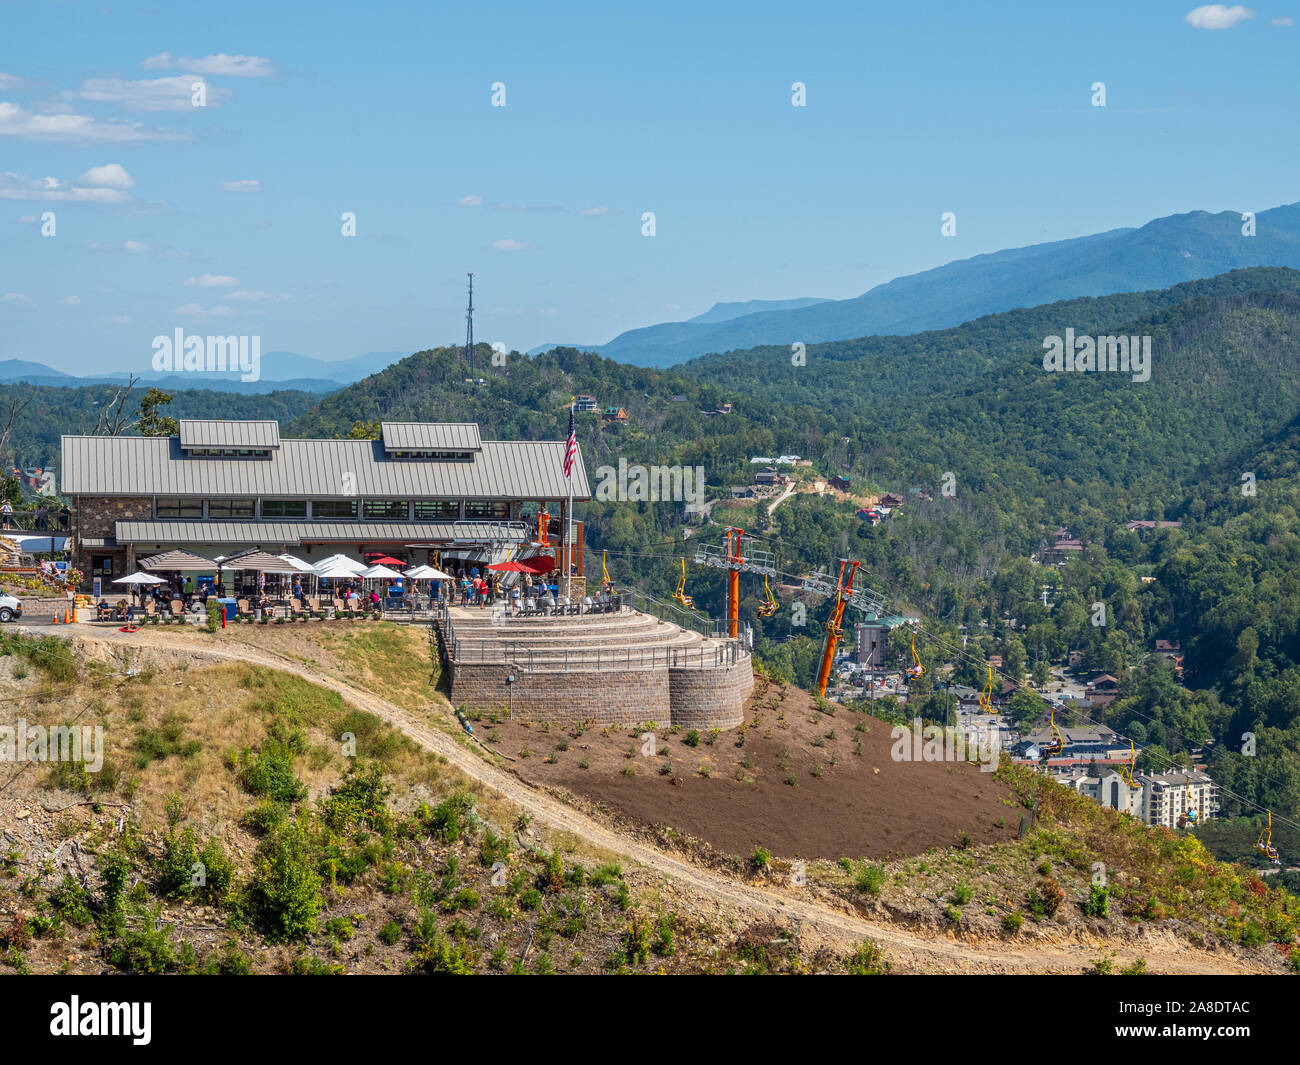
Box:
62 421 589 587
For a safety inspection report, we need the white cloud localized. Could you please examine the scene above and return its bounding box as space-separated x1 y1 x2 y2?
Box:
0 101 188 143
78 163 135 189
61 295 81 306
491 238 534 251
222 178 261 193
123 240 149 253
1185 5 1255 28
578 206 615 216
142 52 277 77
3 293 26 302
228 290 290 302
106 314 133 325
79 75 229 112
17 214 37 224
1273 15 1294 24
0 73 28 91
0 170 132 204
185 273 239 287
457 194 484 207
174 302 235 317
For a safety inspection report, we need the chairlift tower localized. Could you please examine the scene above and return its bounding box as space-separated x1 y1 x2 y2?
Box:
692 526 777 639
799 560 890 698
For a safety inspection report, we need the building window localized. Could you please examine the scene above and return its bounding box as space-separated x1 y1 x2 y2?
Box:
208 498 256 518
90 555 113 576
362 499 409 520
156 497 203 519
464 500 511 520
413 500 459 521
261 500 308 518
311 500 358 519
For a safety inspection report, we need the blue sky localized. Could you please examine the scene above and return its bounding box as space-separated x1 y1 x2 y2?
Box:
2 0 1297 373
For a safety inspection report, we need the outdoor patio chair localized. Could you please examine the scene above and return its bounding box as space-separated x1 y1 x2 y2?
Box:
169 600 184 616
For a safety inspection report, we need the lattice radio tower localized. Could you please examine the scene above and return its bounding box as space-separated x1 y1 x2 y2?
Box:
464 272 475 376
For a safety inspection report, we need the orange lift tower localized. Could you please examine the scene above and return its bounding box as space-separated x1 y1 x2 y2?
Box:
692 526 778 639
814 559 860 697
801 559 889 698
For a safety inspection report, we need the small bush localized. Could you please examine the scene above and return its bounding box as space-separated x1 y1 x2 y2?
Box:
844 938 890 975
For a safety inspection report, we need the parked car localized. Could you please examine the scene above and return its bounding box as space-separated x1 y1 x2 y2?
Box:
0 593 23 622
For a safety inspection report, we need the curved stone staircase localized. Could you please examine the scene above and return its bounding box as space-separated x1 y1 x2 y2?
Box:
438 606 752 729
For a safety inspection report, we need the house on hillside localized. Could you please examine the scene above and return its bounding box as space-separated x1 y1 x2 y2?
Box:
829 475 851 492
1155 639 1185 678
1041 527 1085 564
575 394 600 412
602 406 629 424
856 507 881 525
879 493 905 508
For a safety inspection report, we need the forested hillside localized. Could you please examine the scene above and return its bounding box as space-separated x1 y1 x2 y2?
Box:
285 267 1300 827
0 384 326 473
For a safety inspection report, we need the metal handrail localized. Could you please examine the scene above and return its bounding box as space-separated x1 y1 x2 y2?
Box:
447 639 747 672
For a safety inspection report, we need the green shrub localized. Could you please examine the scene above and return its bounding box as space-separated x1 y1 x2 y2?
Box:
321 761 392 834
855 862 886 897
427 789 476 843
238 725 307 803
750 846 771 871
952 883 974 905
247 820 323 941
1084 884 1109 918
1029 879 1064 919
844 938 890 974
379 920 401 945
1002 911 1024 934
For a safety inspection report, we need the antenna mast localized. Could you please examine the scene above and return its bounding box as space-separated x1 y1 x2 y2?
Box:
465 272 475 377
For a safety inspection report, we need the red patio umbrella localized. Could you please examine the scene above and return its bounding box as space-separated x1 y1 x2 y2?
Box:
368 555 406 566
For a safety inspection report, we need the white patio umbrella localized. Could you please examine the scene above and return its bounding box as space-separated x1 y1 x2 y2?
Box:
113 572 165 585
279 554 319 595
406 565 452 580
360 564 403 580
314 553 367 575
315 560 363 579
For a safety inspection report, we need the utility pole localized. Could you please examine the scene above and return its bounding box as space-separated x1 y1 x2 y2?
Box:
465 272 475 377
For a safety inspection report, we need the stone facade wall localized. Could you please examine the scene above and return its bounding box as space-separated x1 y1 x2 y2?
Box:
70 496 151 585
667 657 754 730
450 663 672 725
449 649 754 730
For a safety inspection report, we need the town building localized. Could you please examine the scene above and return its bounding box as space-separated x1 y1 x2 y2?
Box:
61 419 590 585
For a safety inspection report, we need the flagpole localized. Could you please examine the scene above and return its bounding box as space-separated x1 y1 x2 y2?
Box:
566 398 574 602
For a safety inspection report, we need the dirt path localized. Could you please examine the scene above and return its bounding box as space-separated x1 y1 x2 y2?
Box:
58 625 1271 974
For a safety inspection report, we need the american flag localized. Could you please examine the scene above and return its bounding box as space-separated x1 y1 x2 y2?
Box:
562 403 577 478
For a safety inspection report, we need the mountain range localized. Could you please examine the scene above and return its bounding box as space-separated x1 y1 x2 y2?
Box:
11 201 1300 386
